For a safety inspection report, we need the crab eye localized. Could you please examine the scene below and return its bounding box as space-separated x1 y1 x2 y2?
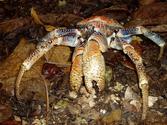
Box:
86 25 94 30
78 36 81 39
114 29 119 33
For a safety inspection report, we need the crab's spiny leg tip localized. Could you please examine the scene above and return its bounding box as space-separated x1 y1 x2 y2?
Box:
141 84 149 120
158 46 165 60
15 65 27 100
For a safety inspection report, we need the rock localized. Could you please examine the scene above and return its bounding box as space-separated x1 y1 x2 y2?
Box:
124 86 140 101
148 96 158 107
124 86 142 112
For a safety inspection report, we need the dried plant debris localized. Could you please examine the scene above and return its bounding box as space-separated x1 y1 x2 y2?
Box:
0 38 71 99
126 2 167 27
31 7 56 32
93 4 129 21
102 108 122 124
0 0 167 124
0 104 13 123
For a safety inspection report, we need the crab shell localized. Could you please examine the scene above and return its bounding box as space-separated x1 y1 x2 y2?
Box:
77 16 123 37
71 16 122 93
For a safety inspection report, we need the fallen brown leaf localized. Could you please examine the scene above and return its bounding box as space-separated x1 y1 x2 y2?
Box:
133 2 167 19
139 0 159 5
31 7 56 31
0 104 13 123
93 4 128 21
0 120 21 125
39 13 83 27
0 38 71 100
125 2 167 27
0 18 31 33
0 14 82 34
31 7 44 25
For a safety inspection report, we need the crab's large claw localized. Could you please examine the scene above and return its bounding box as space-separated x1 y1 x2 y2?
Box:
83 32 108 94
70 44 84 92
117 26 166 60
15 28 81 99
121 42 148 120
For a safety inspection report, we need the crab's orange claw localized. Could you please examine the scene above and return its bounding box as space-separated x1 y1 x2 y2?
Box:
121 42 148 120
70 55 83 92
88 32 108 52
83 39 105 94
70 45 84 92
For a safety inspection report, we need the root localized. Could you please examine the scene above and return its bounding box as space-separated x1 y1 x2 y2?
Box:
37 70 49 125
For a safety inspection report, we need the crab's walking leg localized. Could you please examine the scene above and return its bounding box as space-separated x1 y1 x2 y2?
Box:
15 66 26 99
15 38 56 99
117 26 166 60
83 32 108 94
15 28 81 99
121 42 148 120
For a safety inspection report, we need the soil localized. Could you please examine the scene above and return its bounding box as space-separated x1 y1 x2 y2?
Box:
0 0 167 125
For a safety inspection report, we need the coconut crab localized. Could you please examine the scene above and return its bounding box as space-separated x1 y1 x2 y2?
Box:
15 16 165 120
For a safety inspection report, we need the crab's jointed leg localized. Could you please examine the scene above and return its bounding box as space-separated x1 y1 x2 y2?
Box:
15 37 56 99
83 32 108 94
121 42 148 120
117 26 166 60
15 28 81 99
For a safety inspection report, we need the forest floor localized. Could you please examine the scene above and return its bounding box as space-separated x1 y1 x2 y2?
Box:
0 0 167 125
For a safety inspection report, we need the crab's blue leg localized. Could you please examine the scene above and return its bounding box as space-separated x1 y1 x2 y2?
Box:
15 28 81 99
117 26 166 60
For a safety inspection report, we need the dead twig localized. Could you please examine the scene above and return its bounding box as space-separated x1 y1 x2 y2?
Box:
34 68 49 125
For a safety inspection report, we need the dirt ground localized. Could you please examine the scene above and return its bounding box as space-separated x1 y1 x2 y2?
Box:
0 0 167 125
